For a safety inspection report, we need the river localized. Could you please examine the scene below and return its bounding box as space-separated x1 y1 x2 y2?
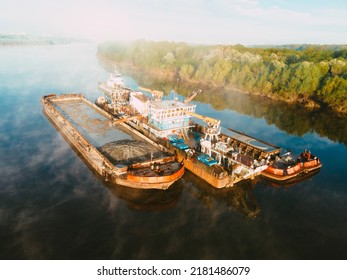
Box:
0 43 346 260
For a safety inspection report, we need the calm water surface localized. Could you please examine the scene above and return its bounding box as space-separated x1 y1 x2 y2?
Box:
0 43 346 259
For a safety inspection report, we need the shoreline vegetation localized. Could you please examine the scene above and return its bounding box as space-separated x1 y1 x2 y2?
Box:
98 58 347 147
97 40 347 114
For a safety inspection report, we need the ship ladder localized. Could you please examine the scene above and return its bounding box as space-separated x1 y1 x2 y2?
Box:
182 129 189 140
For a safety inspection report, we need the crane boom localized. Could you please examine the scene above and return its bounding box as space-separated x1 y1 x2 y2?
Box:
138 86 163 100
184 89 201 104
113 115 142 124
183 110 220 126
183 110 221 139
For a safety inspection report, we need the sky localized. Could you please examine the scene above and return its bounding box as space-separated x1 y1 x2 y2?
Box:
1 0 347 45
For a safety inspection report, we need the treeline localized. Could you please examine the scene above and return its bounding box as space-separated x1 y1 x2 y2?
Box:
97 40 347 113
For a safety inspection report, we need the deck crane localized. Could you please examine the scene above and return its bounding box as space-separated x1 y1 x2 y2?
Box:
184 89 201 104
113 115 143 124
183 110 222 157
138 86 163 101
183 110 221 142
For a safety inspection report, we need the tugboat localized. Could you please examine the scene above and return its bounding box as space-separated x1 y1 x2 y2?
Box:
97 66 130 103
101 65 125 88
261 149 322 182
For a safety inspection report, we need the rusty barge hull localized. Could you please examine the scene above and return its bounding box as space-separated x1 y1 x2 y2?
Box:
125 120 277 188
41 94 184 190
96 103 264 189
175 152 230 188
123 120 233 188
261 162 322 182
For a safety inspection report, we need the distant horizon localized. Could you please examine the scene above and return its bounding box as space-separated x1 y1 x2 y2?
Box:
2 33 346 48
1 0 346 46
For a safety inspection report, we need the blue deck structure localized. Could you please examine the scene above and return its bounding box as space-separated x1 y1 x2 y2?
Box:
197 154 218 166
147 99 196 136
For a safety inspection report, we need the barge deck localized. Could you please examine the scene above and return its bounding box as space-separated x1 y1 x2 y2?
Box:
41 93 184 190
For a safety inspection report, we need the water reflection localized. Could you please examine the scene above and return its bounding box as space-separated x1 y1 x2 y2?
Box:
182 172 261 218
105 181 183 211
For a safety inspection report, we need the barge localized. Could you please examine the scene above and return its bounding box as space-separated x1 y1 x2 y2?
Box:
95 69 322 187
95 85 279 188
41 93 184 190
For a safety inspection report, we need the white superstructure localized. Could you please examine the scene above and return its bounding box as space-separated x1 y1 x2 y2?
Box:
98 66 126 100
107 66 125 88
129 92 150 115
128 91 196 138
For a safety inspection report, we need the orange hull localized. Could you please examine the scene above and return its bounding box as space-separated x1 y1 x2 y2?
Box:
127 165 184 184
304 159 320 168
262 161 322 182
172 148 230 188
115 165 185 190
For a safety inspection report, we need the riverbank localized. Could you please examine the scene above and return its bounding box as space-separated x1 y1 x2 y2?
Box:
97 58 347 147
97 40 347 115
176 74 323 111
98 58 335 114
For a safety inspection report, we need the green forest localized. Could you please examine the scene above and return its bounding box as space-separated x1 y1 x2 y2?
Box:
97 40 347 114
